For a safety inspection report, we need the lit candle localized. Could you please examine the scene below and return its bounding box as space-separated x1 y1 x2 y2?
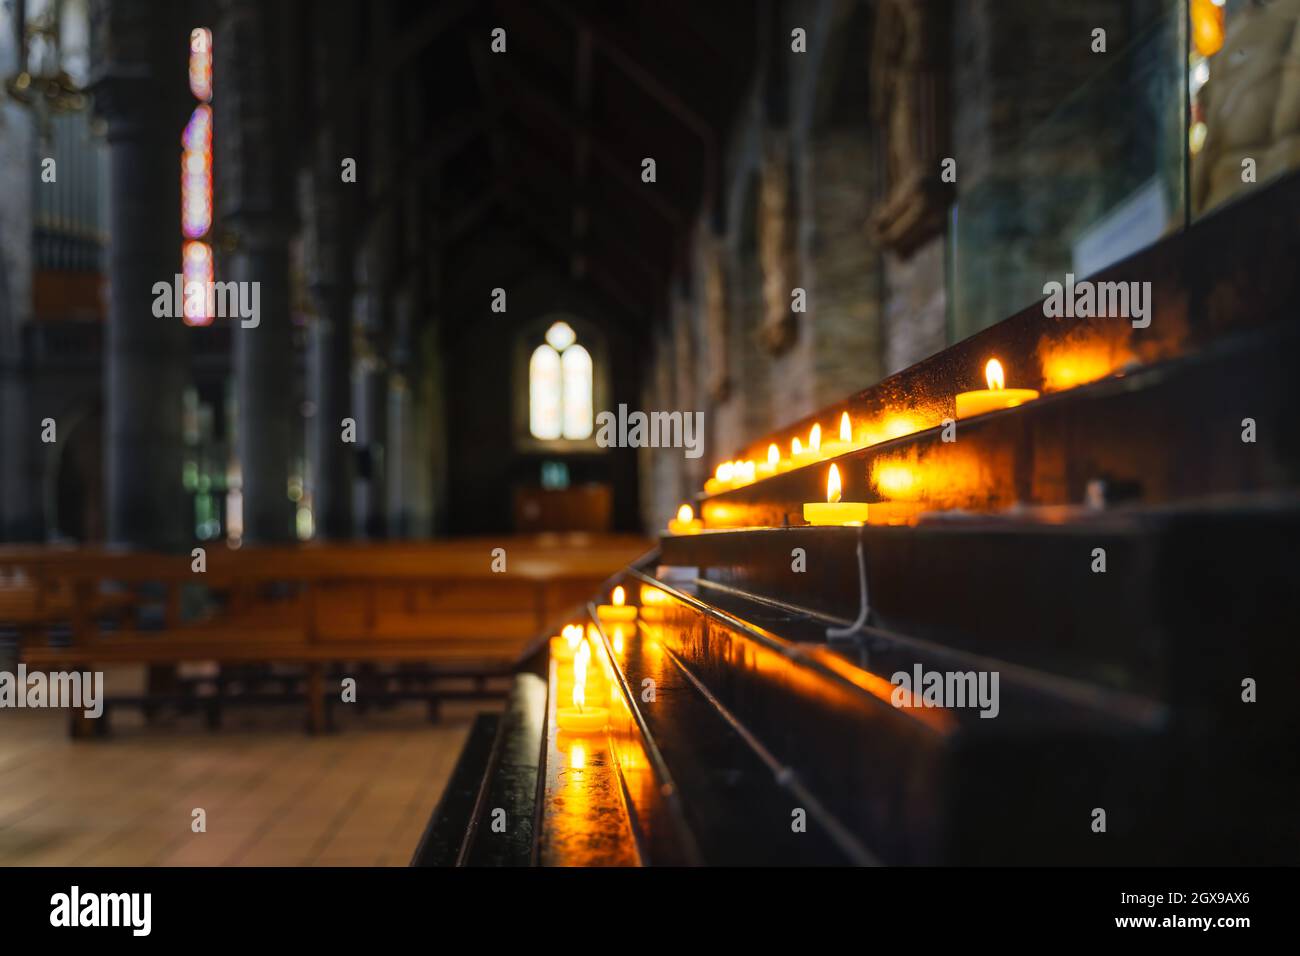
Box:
667 502 703 535
549 623 585 661
955 359 1039 420
819 411 854 458
556 641 609 735
704 461 735 495
789 436 813 469
596 585 637 622
733 460 757 486
758 443 780 476
809 423 822 458
802 463 870 526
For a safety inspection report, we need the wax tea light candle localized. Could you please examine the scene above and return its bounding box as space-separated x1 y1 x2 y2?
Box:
596 585 637 622
759 443 780 476
955 359 1039 419
789 436 813 469
704 461 735 495
549 623 585 661
802 463 870 526
667 503 703 535
820 411 854 457
556 641 608 735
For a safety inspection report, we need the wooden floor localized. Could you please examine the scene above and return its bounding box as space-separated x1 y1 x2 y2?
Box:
0 677 480 867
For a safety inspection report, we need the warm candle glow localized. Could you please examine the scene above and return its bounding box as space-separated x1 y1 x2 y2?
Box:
668 502 702 534
767 443 779 468
572 640 591 711
839 411 851 444
640 585 669 606
809 424 822 454
985 358 1005 391
802 462 869 525
827 464 842 504
792 437 803 456
565 624 582 650
955 358 1038 420
716 461 735 482
612 586 625 607
874 463 920 499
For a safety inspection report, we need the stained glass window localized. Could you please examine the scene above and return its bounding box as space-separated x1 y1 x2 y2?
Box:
182 28 214 327
529 321 593 440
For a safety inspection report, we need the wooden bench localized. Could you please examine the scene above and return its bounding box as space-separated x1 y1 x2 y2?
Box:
6 537 648 734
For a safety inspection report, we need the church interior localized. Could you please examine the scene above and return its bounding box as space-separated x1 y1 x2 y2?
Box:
1 0 1298 869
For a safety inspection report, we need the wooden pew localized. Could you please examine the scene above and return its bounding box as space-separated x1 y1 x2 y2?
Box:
9 537 649 734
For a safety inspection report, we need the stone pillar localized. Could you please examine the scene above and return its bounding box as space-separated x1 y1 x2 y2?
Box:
352 345 388 540
229 233 294 542
216 0 297 543
93 0 190 550
303 7 358 541
307 279 354 539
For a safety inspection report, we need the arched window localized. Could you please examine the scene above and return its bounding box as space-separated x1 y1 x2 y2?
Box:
529 321 593 440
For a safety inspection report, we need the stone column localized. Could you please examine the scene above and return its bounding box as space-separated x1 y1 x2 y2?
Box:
229 232 294 542
216 0 297 543
304 7 358 540
93 0 190 550
307 276 355 539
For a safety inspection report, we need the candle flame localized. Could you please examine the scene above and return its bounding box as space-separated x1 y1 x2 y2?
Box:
827 464 842 504
612 585 625 607
564 624 582 650
767 443 779 468
809 423 822 453
717 461 735 482
573 640 590 711
677 503 694 523
839 411 851 444
985 358 1005 391
792 437 803 456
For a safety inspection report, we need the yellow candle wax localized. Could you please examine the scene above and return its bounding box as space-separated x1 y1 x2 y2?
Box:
596 585 638 622
550 625 585 661
667 503 703 535
802 463 870 526
704 461 736 495
788 436 814 469
803 502 871 525
955 359 1039 420
556 641 609 735
556 706 609 734
819 411 855 458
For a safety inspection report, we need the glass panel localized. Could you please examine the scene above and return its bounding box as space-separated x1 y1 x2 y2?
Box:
949 1 1186 343
545 320 577 351
1191 0 1300 219
561 344 593 440
529 344 563 439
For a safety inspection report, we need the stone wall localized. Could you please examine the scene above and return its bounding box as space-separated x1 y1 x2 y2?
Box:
639 0 1182 531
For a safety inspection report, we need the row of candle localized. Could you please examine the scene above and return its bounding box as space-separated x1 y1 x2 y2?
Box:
705 360 1038 496
670 358 1041 532
703 410 858 496
551 588 640 734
